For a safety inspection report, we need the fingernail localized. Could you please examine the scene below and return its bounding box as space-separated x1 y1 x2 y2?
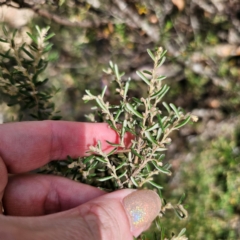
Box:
123 190 161 232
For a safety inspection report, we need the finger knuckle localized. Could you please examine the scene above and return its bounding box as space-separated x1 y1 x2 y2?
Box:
79 202 122 240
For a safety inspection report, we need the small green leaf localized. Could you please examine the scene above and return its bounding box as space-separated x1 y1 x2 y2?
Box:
130 177 139 187
157 114 165 132
162 102 171 114
146 123 159 132
105 140 121 147
109 61 113 68
95 97 108 111
98 175 114 182
144 131 157 145
157 56 166 68
169 103 180 118
126 103 143 118
0 38 8 43
157 75 167 81
101 85 107 98
148 180 163 189
43 43 53 53
175 115 191 129
35 25 41 36
96 157 107 163
163 163 172 170
114 108 123 121
44 32 55 41
118 169 128 179
83 155 94 164
27 32 38 44
116 161 127 171
114 64 120 79
178 228 186 237
178 193 186 205
152 161 171 175
124 80 130 99
160 49 167 58
21 47 34 59
85 89 94 97
136 71 150 85
147 49 155 61
131 147 144 160
143 70 152 75
150 85 169 99
132 97 142 105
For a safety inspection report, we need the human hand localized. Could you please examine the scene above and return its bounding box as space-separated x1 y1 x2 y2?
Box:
0 121 161 240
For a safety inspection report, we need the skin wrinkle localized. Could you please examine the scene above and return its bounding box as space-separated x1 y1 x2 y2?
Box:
44 180 61 215
49 120 64 161
80 201 122 240
80 202 109 240
48 120 55 162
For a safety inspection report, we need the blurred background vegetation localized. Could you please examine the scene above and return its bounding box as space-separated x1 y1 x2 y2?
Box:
0 0 240 239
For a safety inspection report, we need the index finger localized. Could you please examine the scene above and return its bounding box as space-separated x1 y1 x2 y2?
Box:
0 121 133 173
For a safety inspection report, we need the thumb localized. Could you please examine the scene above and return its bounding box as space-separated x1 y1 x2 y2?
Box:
1 189 161 240
76 189 161 239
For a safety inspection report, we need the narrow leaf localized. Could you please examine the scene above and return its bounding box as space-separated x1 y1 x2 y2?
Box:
118 169 128 179
0 38 8 43
22 47 34 59
136 71 150 85
151 85 169 99
109 61 113 68
178 193 186 205
146 123 159 132
95 97 108 111
157 114 165 132
85 89 94 97
116 161 127 171
152 161 171 175
114 64 120 79
169 103 180 118
131 147 144 160
157 56 166 68
27 32 38 44
162 102 171 114
148 180 163 189
130 177 139 187
101 85 107 98
147 49 155 61
157 75 167 81
144 131 157 144
44 32 55 41
126 103 143 118
96 157 107 163
83 155 94 164
114 108 123 121
143 70 152 76
156 128 162 140
178 228 186 237
175 115 191 129
105 140 122 147
98 175 114 182
124 80 130 99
